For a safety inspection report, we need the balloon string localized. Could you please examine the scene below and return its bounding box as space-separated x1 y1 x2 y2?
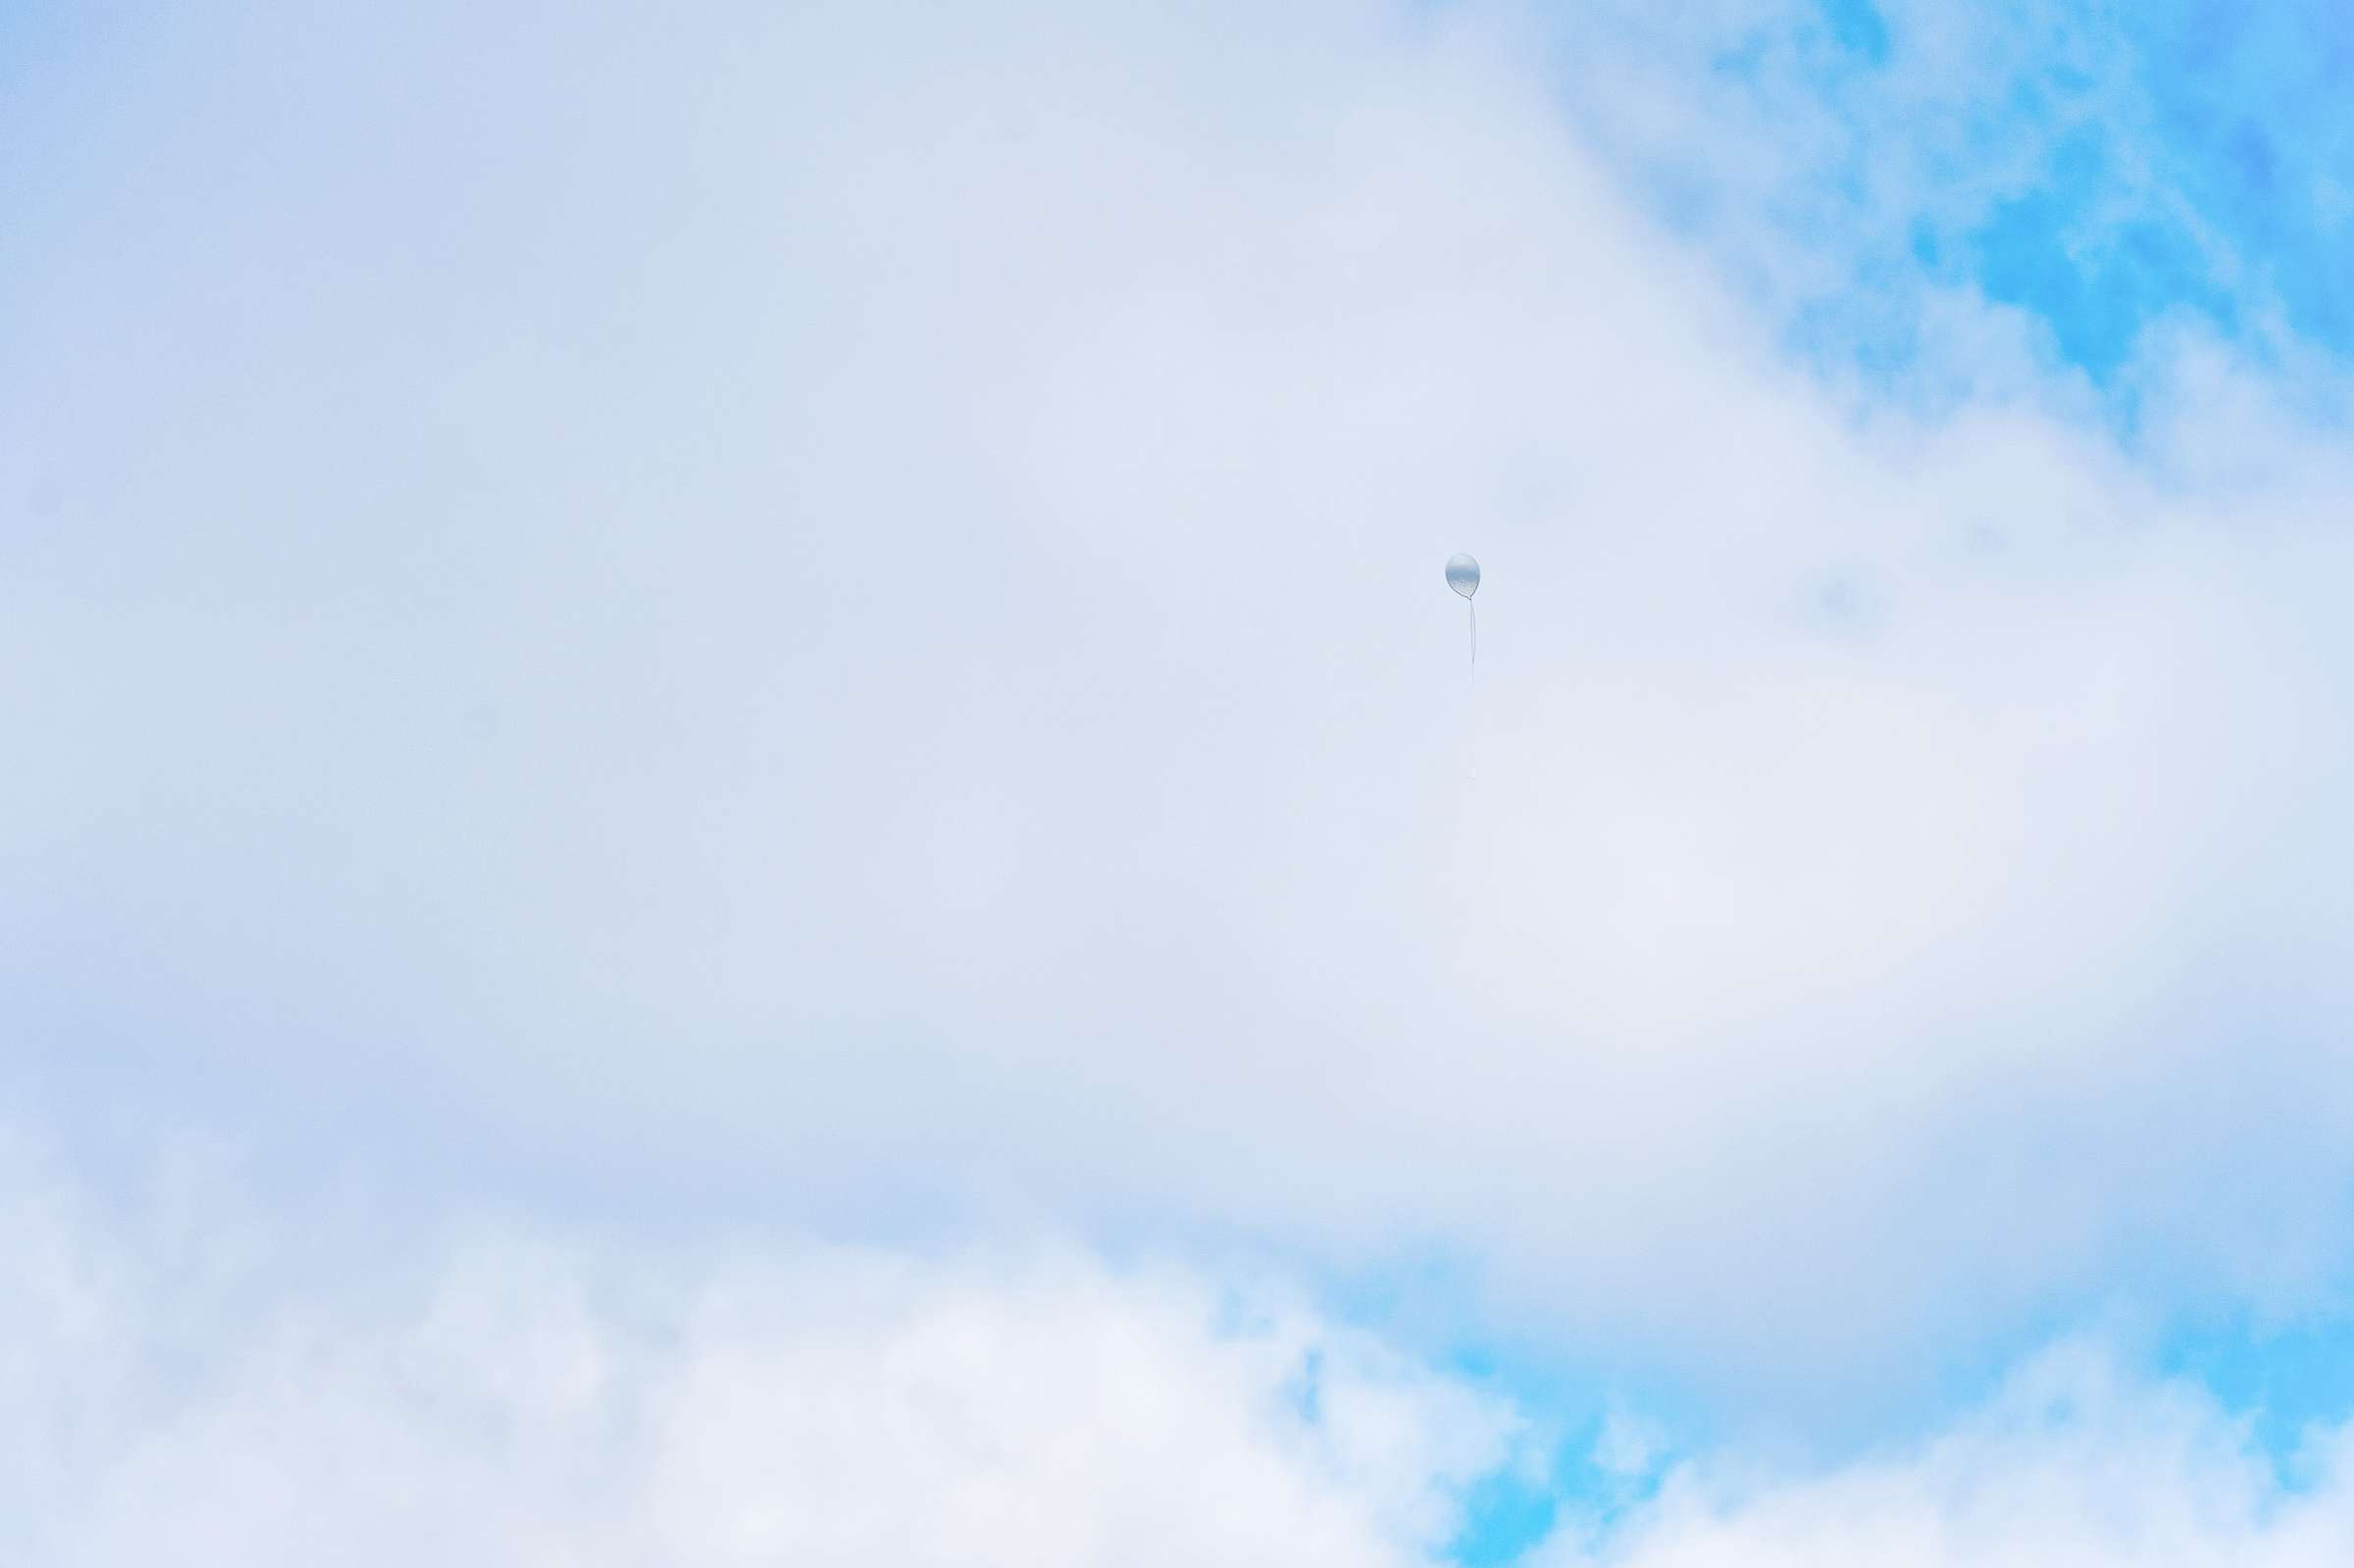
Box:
1469 600 1477 667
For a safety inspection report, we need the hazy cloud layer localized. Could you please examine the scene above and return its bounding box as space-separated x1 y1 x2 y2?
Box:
7 0 2354 1413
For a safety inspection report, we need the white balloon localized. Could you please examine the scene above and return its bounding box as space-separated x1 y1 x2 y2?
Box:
1445 554 1480 666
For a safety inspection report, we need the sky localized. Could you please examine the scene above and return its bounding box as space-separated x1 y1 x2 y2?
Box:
8 0 2354 1560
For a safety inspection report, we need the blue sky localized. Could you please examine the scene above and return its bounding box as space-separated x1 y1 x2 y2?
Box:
1566 0 2354 423
10 1 2354 1561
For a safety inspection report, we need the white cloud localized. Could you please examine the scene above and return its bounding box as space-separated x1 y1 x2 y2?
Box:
19 1132 2354 1566
1593 1402 1669 1480
0 1131 1530 1565
5 0 2354 1406
1557 1341 2354 1568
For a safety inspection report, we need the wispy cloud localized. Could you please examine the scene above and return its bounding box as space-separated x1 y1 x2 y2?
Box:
1564 1339 2354 1567
1550 0 2354 413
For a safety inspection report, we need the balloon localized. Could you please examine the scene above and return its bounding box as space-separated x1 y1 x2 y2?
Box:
1445 554 1480 665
